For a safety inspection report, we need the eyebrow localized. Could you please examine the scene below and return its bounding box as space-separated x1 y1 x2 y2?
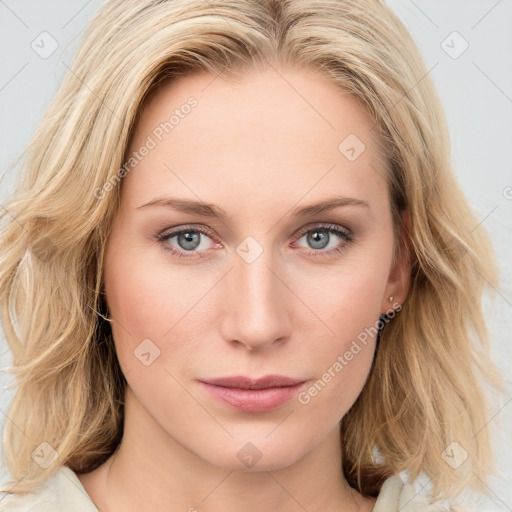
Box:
136 195 370 220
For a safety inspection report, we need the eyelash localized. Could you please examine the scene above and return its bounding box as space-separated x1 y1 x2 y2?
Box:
155 223 354 260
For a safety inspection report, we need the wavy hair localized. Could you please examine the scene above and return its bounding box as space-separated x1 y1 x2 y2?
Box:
0 0 503 503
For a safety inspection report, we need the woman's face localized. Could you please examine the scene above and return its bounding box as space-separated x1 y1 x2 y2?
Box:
102 65 409 471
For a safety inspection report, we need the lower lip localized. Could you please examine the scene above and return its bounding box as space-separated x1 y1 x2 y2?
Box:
200 382 306 413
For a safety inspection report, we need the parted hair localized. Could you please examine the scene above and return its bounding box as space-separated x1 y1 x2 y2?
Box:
0 0 503 503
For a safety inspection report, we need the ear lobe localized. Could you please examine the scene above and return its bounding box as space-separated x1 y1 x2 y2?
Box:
381 210 412 314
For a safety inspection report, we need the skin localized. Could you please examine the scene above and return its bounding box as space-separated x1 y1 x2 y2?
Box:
77 65 410 512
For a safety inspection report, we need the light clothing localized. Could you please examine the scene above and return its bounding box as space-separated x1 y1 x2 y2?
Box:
0 466 448 511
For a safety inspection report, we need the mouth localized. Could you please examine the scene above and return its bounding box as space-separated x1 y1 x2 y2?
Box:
198 375 308 413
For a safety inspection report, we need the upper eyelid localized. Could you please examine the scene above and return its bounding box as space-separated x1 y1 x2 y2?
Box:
295 223 351 236
158 223 215 236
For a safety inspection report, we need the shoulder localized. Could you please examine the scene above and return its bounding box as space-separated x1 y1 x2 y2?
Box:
0 467 97 512
375 474 472 512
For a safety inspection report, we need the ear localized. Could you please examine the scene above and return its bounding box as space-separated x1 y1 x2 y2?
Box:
381 210 412 315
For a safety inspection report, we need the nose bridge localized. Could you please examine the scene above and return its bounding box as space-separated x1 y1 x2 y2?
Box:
221 241 290 351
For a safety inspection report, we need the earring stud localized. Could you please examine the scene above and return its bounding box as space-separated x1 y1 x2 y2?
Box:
388 296 394 303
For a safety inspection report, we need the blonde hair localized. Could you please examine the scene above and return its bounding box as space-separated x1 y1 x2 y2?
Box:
0 0 503 503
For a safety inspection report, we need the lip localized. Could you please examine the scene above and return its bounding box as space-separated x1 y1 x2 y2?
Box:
199 375 307 413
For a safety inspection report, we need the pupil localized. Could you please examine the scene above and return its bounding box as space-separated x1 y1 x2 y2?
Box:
179 231 200 250
308 230 328 249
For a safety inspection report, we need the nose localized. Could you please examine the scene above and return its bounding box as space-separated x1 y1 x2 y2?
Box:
219 247 292 352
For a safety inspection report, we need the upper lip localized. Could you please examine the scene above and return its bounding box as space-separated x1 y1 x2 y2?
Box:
200 375 306 390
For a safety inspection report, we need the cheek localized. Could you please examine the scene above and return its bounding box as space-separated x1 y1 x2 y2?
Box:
304 256 389 346
103 237 224 388
293 255 389 415
295 285 379 426
102 233 196 369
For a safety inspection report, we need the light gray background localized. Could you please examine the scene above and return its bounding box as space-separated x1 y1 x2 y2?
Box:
0 0 511 509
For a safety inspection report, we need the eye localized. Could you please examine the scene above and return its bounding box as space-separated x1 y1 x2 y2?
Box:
156 225 217 259
292 223 354 258
156 222 354 260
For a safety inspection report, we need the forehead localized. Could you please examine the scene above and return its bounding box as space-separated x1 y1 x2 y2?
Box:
122 65 386 211
136 65 378 151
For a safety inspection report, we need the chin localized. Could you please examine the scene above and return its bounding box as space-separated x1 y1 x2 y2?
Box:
191 434 309 472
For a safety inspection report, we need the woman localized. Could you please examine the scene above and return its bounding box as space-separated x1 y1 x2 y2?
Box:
0 0 503 510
